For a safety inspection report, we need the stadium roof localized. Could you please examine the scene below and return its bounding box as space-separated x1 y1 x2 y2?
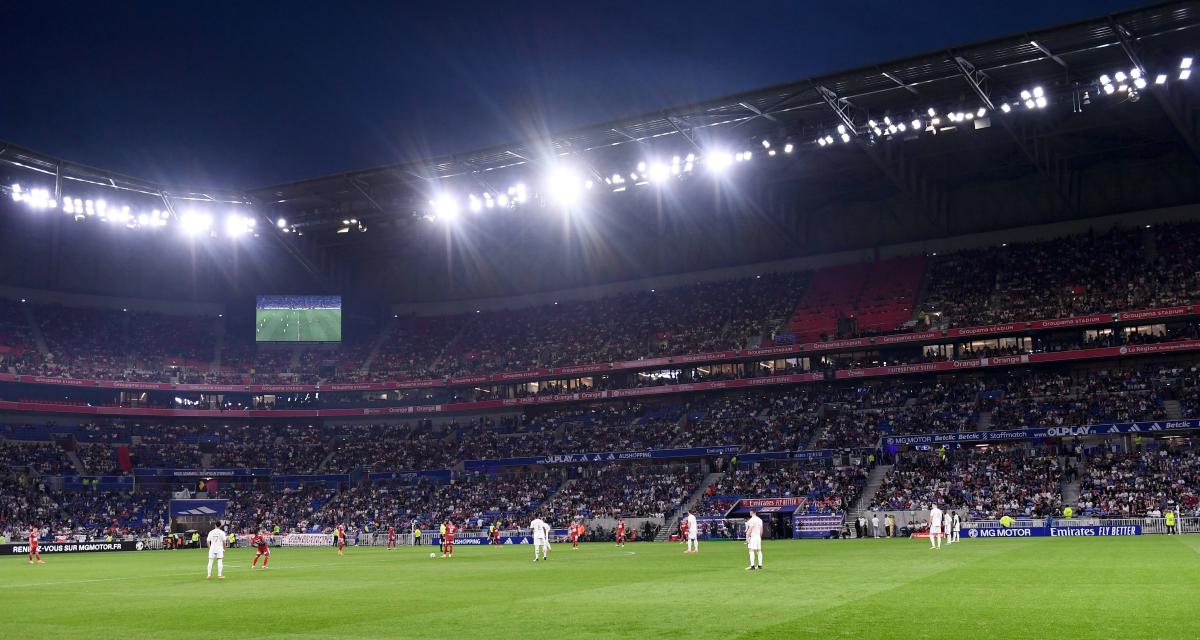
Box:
242 1 1200 214
1 1 1198 298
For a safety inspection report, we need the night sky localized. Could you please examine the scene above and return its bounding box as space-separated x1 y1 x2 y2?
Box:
1 0 1139 188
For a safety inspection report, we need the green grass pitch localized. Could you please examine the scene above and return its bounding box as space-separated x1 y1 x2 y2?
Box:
255 308 341 342
4 537 1200 639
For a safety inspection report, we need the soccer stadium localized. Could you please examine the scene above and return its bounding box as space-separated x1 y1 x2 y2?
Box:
2 2 1200 638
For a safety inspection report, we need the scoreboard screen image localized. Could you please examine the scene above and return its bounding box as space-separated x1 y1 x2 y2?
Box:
255 295 342 342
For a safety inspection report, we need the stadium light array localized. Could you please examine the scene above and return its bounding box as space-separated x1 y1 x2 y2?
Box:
180 211 213 236
9 183 176 230
224 213 257 238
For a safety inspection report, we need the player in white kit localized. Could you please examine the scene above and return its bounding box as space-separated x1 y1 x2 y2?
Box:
942 511 953 545
928 503 943 550
744 510 763 570
684 511 699 554
951 511 961 543
206 522 227 579
530 515 550 562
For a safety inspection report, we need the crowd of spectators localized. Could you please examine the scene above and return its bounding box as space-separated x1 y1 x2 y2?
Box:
1077 442 1200 516
3 222 1199 386
923 223 1200 328
871 445 1063 518
699 461 867 516
542 463 699 520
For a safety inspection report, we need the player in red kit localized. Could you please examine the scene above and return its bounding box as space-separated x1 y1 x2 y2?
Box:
616 519 626 548
569 523 581 549
251 531 270 569
336 524 346 556
387 525 396 549
443 521 456 558
491 521 501 547
28 526 44 564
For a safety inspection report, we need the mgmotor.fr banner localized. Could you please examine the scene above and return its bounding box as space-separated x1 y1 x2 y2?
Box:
3 541 146 554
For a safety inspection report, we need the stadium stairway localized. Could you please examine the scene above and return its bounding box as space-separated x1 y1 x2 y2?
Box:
19 302 51 360
313 447 338 472
64 449 86 476
357 316 397 373
845 463 892 538
1061 456 1082 509
977 410 994 430
655 471 723 542
1164 399 1183 420
211 326 224 372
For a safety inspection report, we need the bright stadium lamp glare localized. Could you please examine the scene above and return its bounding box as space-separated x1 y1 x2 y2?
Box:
761 139 770 149
276 218 287 229
1000 103 1012 113
649 163 670 182
1182 69 1192 80
432 194 460 220
1032 86 1044 98
1156 74 1168 85
545 167 584 205
1134 77 1147 89
181 211 212 236
497 193 509 207
468 194 482 213
224 214 251 238
783 143 794 153
911 119 922 131
1184 57 1194 69
707 150 734 172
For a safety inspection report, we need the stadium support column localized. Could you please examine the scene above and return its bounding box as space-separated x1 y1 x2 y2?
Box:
815 85 948 231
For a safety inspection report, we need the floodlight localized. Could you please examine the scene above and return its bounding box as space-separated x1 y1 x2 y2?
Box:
1181 69 1192 80
276 218 287 228
911 119 922 130
545 167 584 204
783 143 794 153
708 151 734 171
1183 57 1194 69
1156 74 1168 85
